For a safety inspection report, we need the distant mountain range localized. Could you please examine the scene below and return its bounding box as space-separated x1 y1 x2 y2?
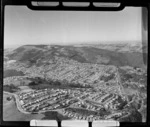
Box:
5 43 147 69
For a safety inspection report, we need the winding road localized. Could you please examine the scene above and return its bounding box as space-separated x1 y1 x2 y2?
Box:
4 91 31 114
116 68 127 99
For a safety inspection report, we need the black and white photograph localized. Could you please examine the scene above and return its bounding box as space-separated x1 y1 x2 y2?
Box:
3 5 147 122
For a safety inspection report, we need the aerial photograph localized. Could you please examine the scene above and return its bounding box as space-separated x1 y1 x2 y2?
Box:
3 6 147 122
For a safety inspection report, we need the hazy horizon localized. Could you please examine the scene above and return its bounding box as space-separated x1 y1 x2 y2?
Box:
4 6 142 48
4 40 143 49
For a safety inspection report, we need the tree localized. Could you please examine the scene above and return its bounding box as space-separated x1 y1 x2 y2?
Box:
119 109 142 122
106 83 110 86
29 81 37 86
61 79 68 86
54 80 61 86
125 73 133 80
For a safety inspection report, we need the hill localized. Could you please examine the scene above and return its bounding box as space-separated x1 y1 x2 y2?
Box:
5 44 146 69
4 69 25 78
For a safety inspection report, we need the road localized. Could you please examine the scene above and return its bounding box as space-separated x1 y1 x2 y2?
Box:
4 91 31 114
4 91 81 114
115 68 127 99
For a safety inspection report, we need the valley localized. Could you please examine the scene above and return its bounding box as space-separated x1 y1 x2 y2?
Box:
3 44 147 122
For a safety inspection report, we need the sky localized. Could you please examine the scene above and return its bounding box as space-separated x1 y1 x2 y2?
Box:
4 6 142 48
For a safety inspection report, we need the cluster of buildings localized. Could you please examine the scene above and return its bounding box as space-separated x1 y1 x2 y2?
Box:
18 88 79 113
44 58 118 87
72 101 102 111
4 57 120 90
62 108 101 121
4 76 26 86
4 56 132 120
16 87 128 120
61 96 128 121
95 83 121 95
105 111 129 120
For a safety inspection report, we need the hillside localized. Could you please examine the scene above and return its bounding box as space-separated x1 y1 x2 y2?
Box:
3 43 147 122
5 44 146 69
4 69 25 78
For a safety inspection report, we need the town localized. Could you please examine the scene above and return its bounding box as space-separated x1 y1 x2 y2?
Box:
16 87 128 121
4 55 146 121
4 57 119 90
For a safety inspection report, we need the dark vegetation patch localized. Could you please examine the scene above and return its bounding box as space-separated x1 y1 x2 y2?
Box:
28 77 92 90
100 73 115 82
118 68 147 93
4 69 24 78
82 47 145 68
119 109 142 122
65 107 110 117
19 49 42 62
119 68 146 84
15 47 25 52
4 84 20 93
115 96 128 110
42 111 70 121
